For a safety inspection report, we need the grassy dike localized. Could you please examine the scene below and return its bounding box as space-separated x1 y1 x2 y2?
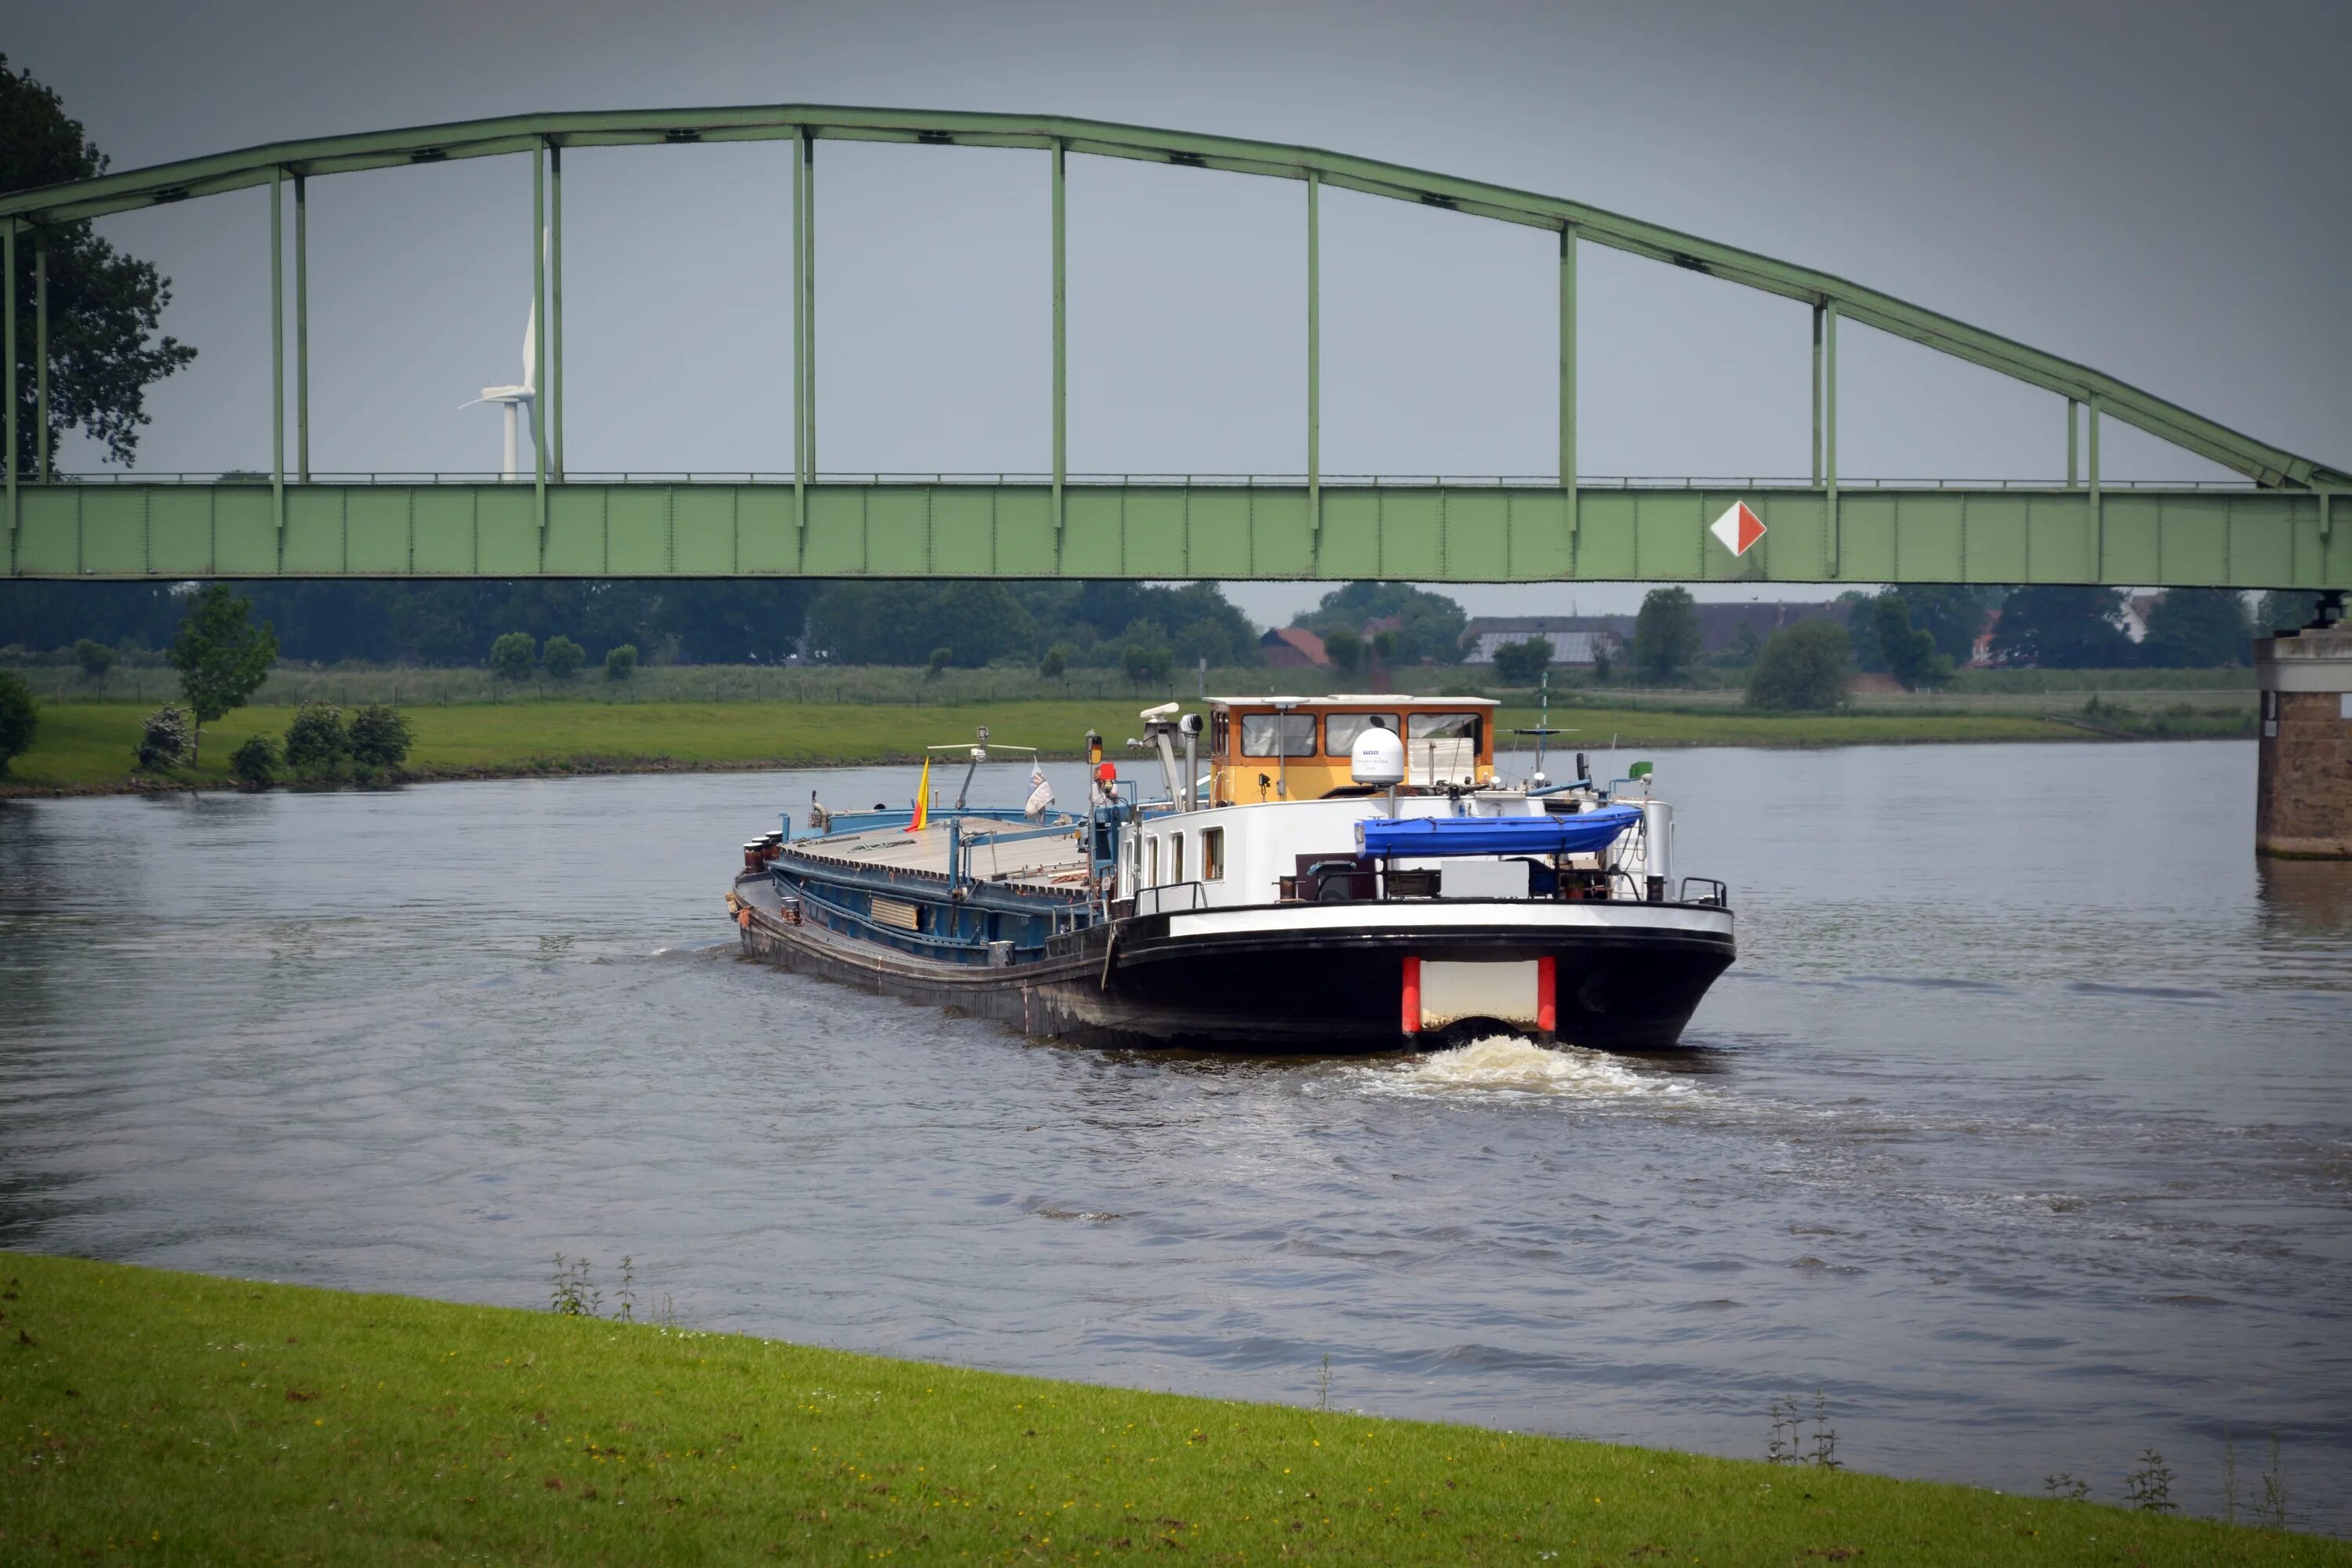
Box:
5 1252 2337 1565
4 699 2135 797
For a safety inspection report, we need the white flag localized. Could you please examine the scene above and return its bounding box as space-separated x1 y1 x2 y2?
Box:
1024 765 1056 820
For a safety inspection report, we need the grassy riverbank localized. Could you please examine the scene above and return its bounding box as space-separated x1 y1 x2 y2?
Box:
0 696 2249 796
4 1250 2335 1565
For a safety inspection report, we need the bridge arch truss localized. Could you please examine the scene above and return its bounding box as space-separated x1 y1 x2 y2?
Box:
2 105 2343 586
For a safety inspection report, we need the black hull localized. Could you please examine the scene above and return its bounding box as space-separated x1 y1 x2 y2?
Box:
735 877 1732 1054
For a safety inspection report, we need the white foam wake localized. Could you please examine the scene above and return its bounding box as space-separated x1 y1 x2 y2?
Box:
1365 1035 1692 1099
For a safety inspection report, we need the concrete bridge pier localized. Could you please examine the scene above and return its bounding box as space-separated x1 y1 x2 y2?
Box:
2256 593 2352 858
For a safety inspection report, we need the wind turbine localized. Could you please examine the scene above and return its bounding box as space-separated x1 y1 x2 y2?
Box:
460 250 540 480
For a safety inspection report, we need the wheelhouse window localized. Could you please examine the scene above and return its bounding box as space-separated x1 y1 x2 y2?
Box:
1145 835 1160 887
1407 712 1483 747
1169 832 1185 884
1407 711 1483 786
1211 710 1230 757
1200 827 1225 881
1323 713 1400 755
1240 713 1317 757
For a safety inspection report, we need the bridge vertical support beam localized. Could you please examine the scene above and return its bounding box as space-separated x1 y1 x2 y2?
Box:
270 168 285 554
801 132 818 535
1809 303 1822 487
34 231 47 484
1561 223 1577 556
792 129 808 553
5 220 16 557
294 172 309 483
550 143 564 481
1307 170 1320 554
1824 299 1839 575
532 143 548 550
1051 139 1067 557
2066 397 2078 488
2088 393 2102 568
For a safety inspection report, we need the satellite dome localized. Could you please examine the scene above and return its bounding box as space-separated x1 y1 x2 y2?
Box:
1350 724 1406 786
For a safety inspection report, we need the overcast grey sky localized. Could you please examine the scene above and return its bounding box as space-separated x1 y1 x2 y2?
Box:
13 1 2349 623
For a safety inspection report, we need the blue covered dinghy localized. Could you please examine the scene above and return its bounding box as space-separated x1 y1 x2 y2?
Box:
1355 804 1644 858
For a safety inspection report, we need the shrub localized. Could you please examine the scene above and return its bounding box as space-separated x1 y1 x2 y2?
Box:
1121 641 1174 686
283 702 350 778
134 705 191 772
604 644 638 681
925 647 953 679
543 635 585 680
347 704 415 771
489 631 538 684
229 735 281 789
1038 644 1069 681
74 638 117 681
1746 619 1853 711
0 670 38 775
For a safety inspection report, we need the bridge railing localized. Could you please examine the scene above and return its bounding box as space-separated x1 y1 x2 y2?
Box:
41 470 2268 492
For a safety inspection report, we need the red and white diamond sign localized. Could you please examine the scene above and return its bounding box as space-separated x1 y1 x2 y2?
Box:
1710 499 1766 557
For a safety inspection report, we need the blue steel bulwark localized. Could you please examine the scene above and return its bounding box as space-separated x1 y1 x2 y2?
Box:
5 481 2342 586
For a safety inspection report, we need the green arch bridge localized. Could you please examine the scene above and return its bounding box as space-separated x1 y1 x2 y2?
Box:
4 106 2345 587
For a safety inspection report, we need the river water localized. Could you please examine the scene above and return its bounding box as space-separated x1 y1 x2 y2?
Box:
2 742 2347 1530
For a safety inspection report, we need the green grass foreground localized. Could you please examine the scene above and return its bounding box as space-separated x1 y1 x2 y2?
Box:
0 697 2211 796
3 1252 2339 1565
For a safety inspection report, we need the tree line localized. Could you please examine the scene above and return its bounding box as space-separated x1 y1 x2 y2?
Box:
1476 583 2312 715
0 577 1281 675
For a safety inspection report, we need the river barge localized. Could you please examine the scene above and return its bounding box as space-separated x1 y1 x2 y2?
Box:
725 695 1734 1051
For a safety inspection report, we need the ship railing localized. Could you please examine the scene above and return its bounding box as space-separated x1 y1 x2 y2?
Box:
1678 877 1731 909
956 818 1082 851
1133 882 1210 916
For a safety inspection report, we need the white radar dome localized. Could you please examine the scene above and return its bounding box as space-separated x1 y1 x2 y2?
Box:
1349 724 1406 786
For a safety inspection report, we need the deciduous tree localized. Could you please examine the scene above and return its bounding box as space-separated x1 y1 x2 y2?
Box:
488 631 538 684
168 585 276 766
1989 586 2133 669
1632 587 1703 681
1746 619 1852 710
1323 626 1363 673
1294 582 1466 666
1490 637 1552 687
0 670 36 775
1872 592 1952 689
2140 589 2252 668
2256 590 2321 635
3 55 198 474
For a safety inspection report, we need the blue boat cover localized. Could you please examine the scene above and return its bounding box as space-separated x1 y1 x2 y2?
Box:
1356 804 1642 858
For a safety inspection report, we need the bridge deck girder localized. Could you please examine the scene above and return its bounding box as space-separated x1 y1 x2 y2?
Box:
6 480 2343 586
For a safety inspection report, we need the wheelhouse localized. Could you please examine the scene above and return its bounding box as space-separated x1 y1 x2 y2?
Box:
1207 695 1499 805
